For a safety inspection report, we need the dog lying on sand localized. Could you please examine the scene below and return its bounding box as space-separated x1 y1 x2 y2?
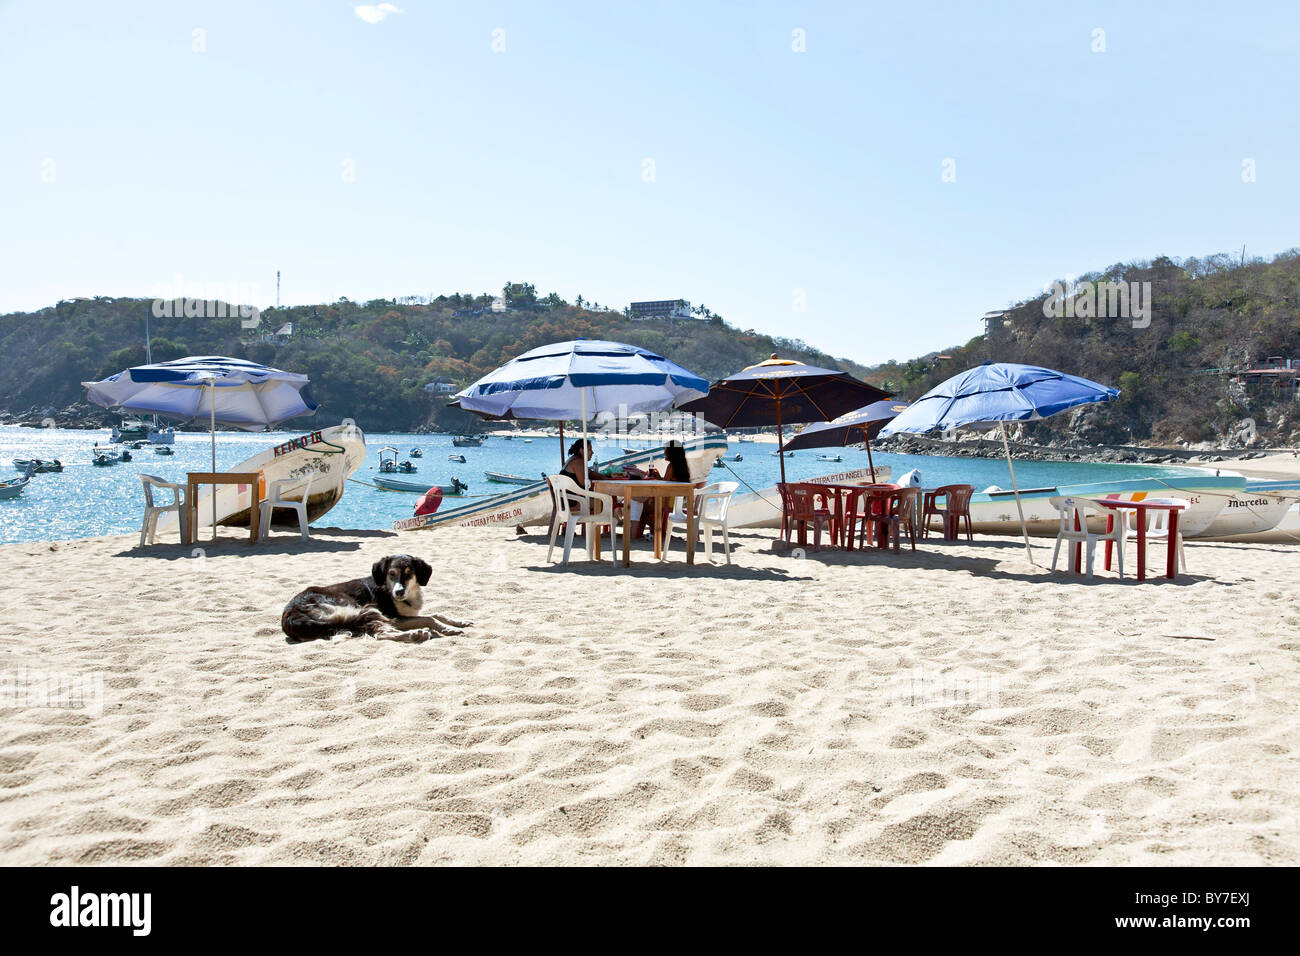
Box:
280 554 471 643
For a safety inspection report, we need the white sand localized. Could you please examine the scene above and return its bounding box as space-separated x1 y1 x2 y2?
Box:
0 518 1296 865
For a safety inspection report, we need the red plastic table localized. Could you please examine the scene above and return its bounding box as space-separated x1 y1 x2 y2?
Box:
1093 498 1187 581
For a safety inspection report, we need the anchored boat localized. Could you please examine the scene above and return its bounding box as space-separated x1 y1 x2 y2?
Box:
12 458 63 473
395 435 728 531
485 471 540 485
373 475 468 495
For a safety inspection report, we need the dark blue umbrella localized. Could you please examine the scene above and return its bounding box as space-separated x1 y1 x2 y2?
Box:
782 400 910 481
879 361 1119 561
678 354 891 484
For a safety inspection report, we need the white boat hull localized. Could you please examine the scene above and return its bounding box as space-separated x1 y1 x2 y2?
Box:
157 424 366 534
726 466 892 529
1190 480 1300 541
961 475 1243 537
395 436 728 531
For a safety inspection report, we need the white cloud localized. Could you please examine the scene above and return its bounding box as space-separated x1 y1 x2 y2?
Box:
354 4 403 24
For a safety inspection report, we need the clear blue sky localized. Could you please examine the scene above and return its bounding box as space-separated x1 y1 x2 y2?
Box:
2 0 1296 365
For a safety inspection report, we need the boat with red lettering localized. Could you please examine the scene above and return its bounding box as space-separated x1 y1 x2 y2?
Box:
155 423 366 536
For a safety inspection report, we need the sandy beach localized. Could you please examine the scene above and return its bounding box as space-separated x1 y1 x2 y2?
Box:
2 473 1298 866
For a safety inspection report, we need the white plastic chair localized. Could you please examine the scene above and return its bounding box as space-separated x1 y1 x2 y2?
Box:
1121 497 1189 575
1048 496 1125 577
666 482 738 563
139 475 187 546
258 471 318 542
546 474 615 564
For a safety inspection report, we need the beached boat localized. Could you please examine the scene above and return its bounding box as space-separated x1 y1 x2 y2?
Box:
12 458 63 473
395 435 729 531
373 475 468 495
725 465 894 529
485 471 540 485
452 436 484 447
155 424 367 536
1189 479 1300 540
960 474 1244 537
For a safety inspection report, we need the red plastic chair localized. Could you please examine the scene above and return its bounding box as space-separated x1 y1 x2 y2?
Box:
923 484 974 541
779 482 835 550
843 484 899 550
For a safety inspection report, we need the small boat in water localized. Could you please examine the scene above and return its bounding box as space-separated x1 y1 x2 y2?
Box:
448 454 467 463
153 445 174 456
378 447 418 473
373 475 468 495
92 444 126 465
817 454 843 462
452 436 484 447
485 471 539 486
410 448 423 458
111 418 151 442
730 454 743 461
0 470 34 499
12 458 63 473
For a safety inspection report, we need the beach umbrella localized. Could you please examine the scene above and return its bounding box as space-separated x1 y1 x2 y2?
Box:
454 339 709 485
878 361 1119 563
83 356 318 538
678 354 892 485
782 400 910 482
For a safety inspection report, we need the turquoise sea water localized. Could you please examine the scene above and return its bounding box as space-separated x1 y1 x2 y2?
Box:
0 425 1199 545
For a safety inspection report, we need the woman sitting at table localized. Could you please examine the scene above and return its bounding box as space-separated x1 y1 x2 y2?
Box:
633 440 691 539
560 439 595 488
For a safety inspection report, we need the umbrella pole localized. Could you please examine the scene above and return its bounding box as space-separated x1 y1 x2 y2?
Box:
775 396 787 486
210 381 218 542
580 388 589 488
865 432 876 482
999 421 1034 565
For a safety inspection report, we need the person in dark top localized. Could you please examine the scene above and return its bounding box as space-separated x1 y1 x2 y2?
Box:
560 439 595 489
634 440 691 539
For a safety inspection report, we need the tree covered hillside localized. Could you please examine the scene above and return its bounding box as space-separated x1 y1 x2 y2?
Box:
0 289 871 433
868 250 1300 447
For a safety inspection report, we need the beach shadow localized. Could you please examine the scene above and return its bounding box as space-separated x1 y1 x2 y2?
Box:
115 536 363 559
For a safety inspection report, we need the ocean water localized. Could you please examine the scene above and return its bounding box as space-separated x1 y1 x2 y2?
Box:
0 425 1200 545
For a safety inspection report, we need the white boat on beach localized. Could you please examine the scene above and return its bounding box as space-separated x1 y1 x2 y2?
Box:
1189 480 1300 541
155 424 366 536
395 435 728 531
962 474 1245 537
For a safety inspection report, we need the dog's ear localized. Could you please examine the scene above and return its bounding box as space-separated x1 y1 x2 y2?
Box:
412 557 432 586
371 557 390 586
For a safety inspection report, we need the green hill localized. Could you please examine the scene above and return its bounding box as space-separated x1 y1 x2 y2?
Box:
867 250 1300 447
0 289 872 433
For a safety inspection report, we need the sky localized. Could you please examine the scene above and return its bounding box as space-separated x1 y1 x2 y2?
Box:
1 0 1297 366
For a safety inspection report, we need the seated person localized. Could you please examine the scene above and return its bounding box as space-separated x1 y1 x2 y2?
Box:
634 440 692 539
559 439 596 488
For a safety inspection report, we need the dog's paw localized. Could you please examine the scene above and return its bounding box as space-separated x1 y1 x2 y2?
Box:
405 628 435 643
438 616 473 629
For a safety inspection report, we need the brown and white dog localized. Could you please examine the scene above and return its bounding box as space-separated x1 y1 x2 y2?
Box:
280 554 471 643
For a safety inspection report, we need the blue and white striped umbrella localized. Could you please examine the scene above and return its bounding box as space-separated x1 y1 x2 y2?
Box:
84 357 320 540
83 356 318 431
454 339 708 421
